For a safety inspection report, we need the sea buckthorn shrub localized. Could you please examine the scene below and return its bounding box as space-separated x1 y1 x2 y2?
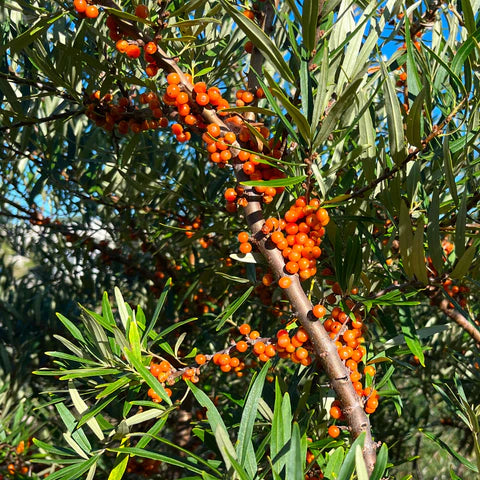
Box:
1 0 479 479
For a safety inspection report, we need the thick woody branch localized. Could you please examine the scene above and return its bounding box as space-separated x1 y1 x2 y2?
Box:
240 181 376 472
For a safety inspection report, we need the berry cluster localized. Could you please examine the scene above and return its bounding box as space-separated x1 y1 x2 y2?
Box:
427 238 470 309
73 0 99 18
322 305 379 437
259 196 330 287
147 360 173 402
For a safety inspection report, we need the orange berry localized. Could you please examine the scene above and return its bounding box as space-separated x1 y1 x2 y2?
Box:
116 39 128 53
85 5 99 18
239 323 251 335
249 330 260 340
295 347 308 360
364 365 376 377
224 188 237 202
196 92 209 106
171 123 183 135
243 9 255 19
276 334 290 348
236 340 248 352
224 132 236 144
195 354 207 365
239 242 252 254
238 232 249 243
74 0 87 12
265 344 276 357
312 304 326 318
285 261 299 274
278 276 292 289
328 425 340 438
221 364 232 372
295 328 309 343
207 123 221 137
253 341 266 355
145 41 157 54
244 40 253 53
167 72 181 85
145 63 158 77
135 4 149 18
126 44 141 58
241 91 254 103
176 92 189 104
329 405 342 419
150 363 161 377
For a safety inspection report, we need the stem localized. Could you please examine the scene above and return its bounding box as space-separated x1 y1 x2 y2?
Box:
241 181 377 472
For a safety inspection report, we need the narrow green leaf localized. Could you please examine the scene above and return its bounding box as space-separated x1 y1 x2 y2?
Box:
271 383 292 474
241 176 306 188
0 11 66 55
324 447 345 479
108 451 129 480
107 447 207 475
125 408 170 427
302 0 319 52
406 88 426 148
39 456 99 480
443 134 458 205
58 368 122 380
427 189 444 273
219 0 294 83
56 313 85 343
285 423 303 480
68 381 104 441
450 244 478 279
411 216 428 284
124 350 172 405
215 286 254 331
355 445 369 480
460 0 476 36
128 318 142 362
236 363 269 474
188 382 238 472
224 450 252 480
264 70 311 144
454 189 468 259
337 432 366 480
370 443 389 480
400 309 424 367
381 61 406 165
115 287 130 329
451 27 480 76
422 430 479 472
399 202 414 278
313 77 363 150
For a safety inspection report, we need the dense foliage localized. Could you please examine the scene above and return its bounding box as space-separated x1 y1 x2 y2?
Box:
1 0 479 479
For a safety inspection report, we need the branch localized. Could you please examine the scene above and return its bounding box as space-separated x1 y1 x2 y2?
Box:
427 286 480 345
348 98 467 202
241 185 376 471
0 109 84 133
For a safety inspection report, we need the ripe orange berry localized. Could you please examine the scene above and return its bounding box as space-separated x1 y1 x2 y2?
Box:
241 91 254 103
167 72 181 85
253 341 266 355
85 5 99 18
243 9 255 19
145 41 157 54
135 4 149 18
312 304 326 318
295 347 308 360
238 232 249 243
150 363 161 377
295 328 309 343
224 188 237 202
328 425 340 438
74 0 87 12
176 92 189 104
207 123 221 137
239 323 251 335
329 405 342 419
279 276 292 289
195 354 207 365
126 44 141 59
265 344 276 357
276 334 290 348
364 365 376 377
236 340 248 352
244 40 253 53
224 132 236 144
249 330 260 340
171 123 183 135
